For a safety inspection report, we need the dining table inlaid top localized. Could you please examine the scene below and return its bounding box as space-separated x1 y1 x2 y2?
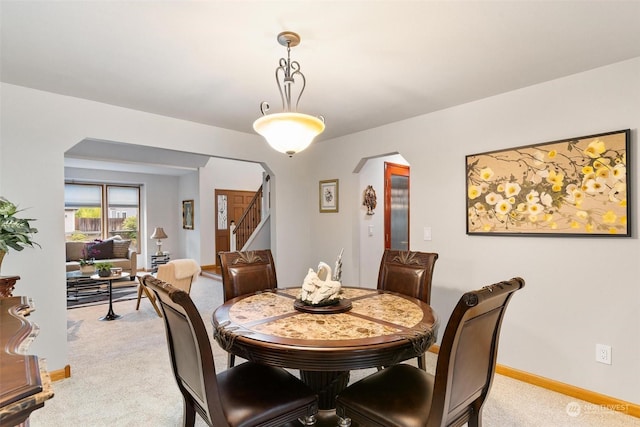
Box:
213 286 439 372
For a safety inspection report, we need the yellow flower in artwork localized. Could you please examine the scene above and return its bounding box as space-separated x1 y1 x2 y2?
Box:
543 213 553 222
602 210 617 224
595 167 610 179
468 185 480 200
576 210 588 220
527 203 543 215
582 165 594 175
550 222 558 229
480 167 494 181
585 223 594 233
482 223 493 232
620 216 627 225
546 170 564 185
548 150 557 158
504 182 521 197
608 228 618 234
570 220 581 229
593 158 611 169
496 200 512 215
551 183 563 192
584 139 606 158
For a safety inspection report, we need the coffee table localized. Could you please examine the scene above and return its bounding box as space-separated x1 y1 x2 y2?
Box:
90 272 130 321
66 271 109 301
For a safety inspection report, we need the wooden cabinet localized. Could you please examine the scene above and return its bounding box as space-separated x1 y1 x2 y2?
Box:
0 296 54 426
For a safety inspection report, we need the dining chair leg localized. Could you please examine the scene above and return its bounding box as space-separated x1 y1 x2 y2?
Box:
418 353 426 370
227 353 235 369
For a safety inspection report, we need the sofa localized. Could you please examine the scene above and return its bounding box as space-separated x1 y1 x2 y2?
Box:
66 235 137 275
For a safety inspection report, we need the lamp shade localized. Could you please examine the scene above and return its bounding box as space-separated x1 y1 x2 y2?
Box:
150 227 168 240
253 112 325 156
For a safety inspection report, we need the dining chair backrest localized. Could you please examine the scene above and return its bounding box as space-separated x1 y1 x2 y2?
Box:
377 250 439 305
141 275 224 426
143 275 319 427
428 277 525 425
218 250 278 302
335 277 524 427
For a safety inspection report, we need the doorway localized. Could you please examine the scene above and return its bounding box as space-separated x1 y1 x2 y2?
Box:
215 189 256 256
384 162 410 250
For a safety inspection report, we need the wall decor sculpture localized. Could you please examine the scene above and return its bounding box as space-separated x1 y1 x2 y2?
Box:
466 129 630 236
363 185 377 215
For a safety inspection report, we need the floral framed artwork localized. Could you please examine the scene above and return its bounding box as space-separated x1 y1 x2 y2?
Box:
182 200 194 230
466 129 630 236
319 179 339 213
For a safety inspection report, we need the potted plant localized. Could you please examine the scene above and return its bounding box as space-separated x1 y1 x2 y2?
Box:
95 261 114 277
0 196 40 273
79 245 99 274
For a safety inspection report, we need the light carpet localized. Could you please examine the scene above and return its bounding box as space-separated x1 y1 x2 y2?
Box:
31 276 639 426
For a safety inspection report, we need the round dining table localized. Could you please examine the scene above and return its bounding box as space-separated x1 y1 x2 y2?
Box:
212 286 439 411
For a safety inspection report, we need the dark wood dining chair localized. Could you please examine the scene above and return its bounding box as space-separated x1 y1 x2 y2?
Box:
142 275 318 427
336 277 525 427
218 249 278 368
377 249 439 369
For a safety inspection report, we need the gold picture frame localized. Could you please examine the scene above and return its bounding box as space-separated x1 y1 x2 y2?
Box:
319 179 339 213
466 129 630 236
182 199 194 230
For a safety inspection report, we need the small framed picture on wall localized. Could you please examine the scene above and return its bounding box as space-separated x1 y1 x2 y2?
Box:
319 179 339 213
182 199 194 229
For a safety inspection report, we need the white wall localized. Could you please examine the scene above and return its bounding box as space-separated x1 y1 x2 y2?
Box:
0 83 315 373
178 171 200 262
307 58 640 403
357 154 408 285
2 57 638 404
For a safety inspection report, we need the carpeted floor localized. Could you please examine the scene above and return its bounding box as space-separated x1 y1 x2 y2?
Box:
32 275 639 427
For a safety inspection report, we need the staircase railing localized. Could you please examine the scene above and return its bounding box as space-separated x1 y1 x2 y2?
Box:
233 184 263 251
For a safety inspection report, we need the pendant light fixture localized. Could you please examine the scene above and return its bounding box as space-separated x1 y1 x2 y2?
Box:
253 31 325 157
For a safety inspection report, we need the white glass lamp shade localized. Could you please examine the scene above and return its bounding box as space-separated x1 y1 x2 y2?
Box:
253 112 325 156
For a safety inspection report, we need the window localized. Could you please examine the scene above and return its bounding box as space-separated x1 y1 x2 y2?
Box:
65 183 140 251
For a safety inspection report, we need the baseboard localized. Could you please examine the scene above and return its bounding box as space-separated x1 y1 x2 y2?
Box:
201 264 220 274
49 364 71 382
427 346 639 418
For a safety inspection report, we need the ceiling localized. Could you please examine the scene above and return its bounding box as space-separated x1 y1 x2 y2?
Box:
2 1 640 171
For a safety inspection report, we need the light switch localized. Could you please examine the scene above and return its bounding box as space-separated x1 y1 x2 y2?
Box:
423 227 432 241
368 225 374 236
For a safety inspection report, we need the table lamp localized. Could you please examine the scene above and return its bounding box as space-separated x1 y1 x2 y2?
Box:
150 227 168 255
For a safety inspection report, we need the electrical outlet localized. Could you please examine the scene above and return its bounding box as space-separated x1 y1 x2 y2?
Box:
595 344 612 365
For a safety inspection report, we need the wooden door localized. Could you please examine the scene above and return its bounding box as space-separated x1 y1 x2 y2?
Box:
384 162 410 250
215 189 256 257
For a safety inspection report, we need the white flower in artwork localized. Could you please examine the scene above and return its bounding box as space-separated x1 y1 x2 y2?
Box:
485 192 502 205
